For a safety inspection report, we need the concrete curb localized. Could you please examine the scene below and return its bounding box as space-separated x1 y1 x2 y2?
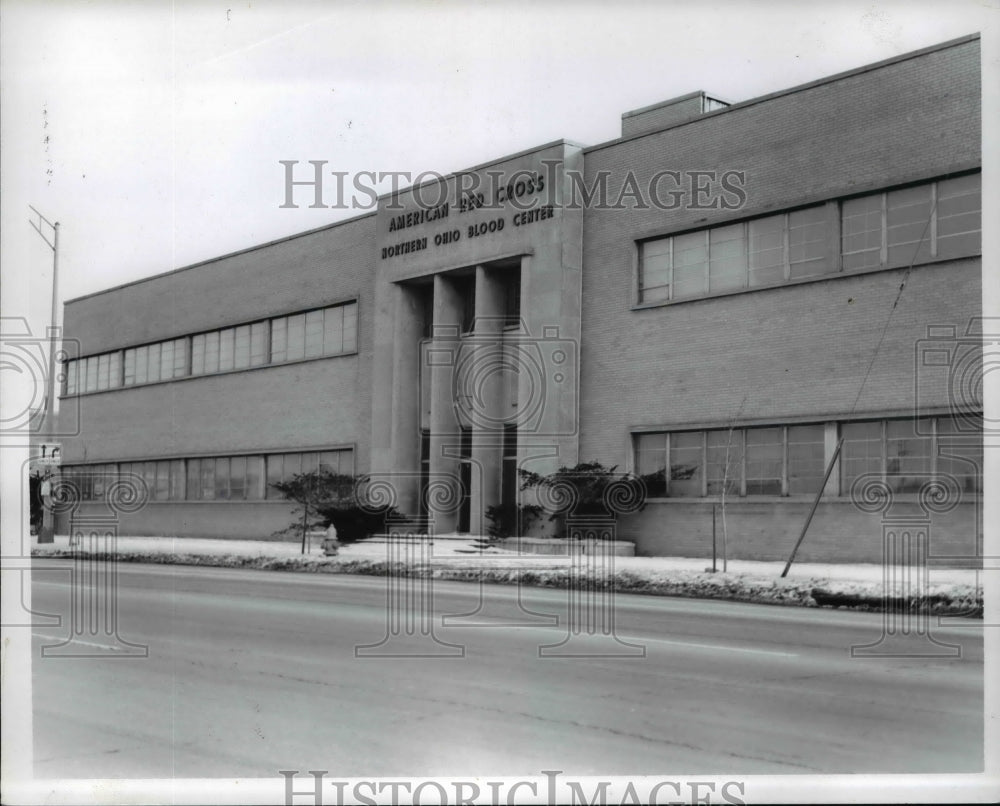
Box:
30 548 984 617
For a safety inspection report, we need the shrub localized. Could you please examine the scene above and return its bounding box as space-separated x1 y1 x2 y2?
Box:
484 503 543 539
517 461 647 537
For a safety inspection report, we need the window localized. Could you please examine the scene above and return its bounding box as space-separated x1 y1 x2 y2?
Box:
640 205 831 303
635 433 668 496
637 174 980 305
635 416 982 499
787 425 825 494
219 328 236 373
669 431 703 497
744 427 782 495
840 416 982 495
936 174 982 259
265 449 354 499
706 429 743 496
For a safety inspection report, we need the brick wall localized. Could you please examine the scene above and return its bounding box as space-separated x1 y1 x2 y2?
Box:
619 500 980 566
578 38 981 464
61 213 376 472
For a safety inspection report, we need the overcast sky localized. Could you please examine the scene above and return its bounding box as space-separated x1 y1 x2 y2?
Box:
1 0 995 341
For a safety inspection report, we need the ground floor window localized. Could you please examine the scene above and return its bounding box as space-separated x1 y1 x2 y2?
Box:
61 448 354 503
634 415 981 498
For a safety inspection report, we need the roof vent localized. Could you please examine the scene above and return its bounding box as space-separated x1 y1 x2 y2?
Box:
621 91 729 137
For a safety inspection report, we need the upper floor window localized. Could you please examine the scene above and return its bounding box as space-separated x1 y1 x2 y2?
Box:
63 300 358 396
637 173 981 305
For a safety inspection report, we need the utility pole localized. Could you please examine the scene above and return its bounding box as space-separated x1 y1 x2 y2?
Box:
29 206 60 544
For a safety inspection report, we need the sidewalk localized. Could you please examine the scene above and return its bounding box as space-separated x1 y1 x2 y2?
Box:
30 533 983 614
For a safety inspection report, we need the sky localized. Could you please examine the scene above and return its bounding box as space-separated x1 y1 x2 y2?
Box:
0 0 996 341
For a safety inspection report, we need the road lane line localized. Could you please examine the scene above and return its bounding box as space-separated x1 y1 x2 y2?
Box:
32 632 134 653
622 634 798 657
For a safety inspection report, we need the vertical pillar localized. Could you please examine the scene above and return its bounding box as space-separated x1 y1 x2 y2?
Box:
469 265 506 535
428 274 464 533
388 284 424 515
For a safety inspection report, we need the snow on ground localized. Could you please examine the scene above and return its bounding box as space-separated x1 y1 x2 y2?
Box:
34 533 980 589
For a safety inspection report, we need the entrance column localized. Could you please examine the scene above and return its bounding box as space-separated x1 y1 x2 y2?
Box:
469 265 505 535
428 274 464 533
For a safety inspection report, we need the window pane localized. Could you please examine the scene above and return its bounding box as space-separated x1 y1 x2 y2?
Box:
135 345 149 384
305 310 324 358
841 195 883 271
936 416 983 493
85 357 98 392
748 215 785 287
160 340 175 379
200 459 216 500
640 241 671 302
886 418 932 492
97 353 110 390
108 351 122 388
270 317 287 363
250 322 268 366
123 349 135 385
744 427 782 495
245 456 264 500
323 306 345 354
887 184 933 267
669 431 703 497
708 223 747 293
319 451 341 475
204 331 220 374
191 334 206 375
283 453 302 481
173 338 189 377
706 429 742 496
147 342 161 383
286 314 306 361
142 462 156 500
92 465 108 499
301 452 319 476
936 173 981 259
155 461 170 501
672 231 708 299
266 454 283 499
234 325 251 369
229 456 246 500
214 457 230 499
787 206 828 279
218 328 235 372
343 304 358 352
788 424 825 494
185 459 200 500
841 420 882 492
65 360 78 395
635 433 666 496
169 459 185 500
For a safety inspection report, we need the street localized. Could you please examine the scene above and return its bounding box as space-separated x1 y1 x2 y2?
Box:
30 559 982 778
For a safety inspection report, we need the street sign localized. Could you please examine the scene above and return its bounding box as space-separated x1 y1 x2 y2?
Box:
36 442 62 466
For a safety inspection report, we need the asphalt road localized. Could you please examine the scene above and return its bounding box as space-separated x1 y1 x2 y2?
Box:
29 559 982 778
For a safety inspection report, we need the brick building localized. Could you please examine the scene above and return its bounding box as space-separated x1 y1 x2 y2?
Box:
57 35 983 563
